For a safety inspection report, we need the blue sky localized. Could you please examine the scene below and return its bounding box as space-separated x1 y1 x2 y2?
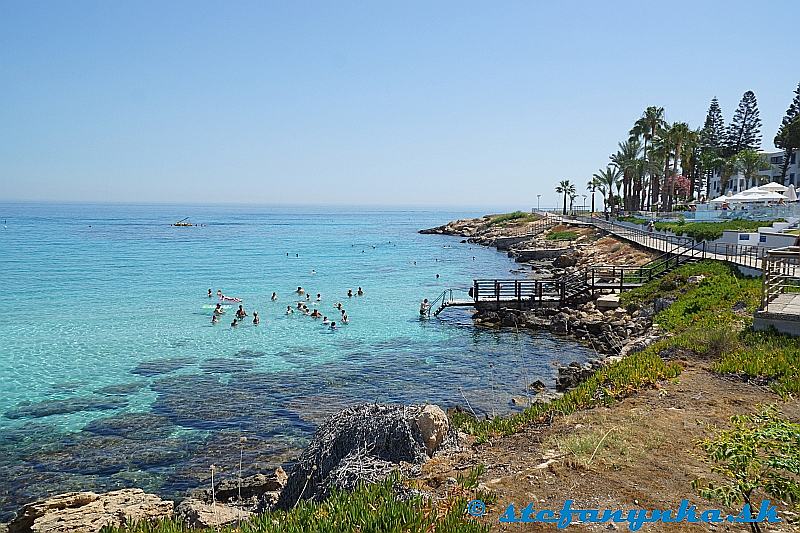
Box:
1 0 798 207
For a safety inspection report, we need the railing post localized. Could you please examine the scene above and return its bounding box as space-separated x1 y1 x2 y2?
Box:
474 280 479 302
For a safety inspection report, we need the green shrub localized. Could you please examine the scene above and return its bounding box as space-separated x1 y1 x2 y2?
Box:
102 475 489 533
693 405 800 533
617 216 648 225
488 211 539 226
652 220 783 242
546 230 579 241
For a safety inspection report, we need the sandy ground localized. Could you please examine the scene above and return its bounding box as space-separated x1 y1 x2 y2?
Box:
418 362 800 532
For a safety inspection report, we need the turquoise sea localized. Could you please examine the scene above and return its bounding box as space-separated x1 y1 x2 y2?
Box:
0 203 591 517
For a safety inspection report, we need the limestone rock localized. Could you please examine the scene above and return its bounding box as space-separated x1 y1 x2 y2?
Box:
415 405 449 457
175 499 251 529
7 489 173 533
596 294 620 310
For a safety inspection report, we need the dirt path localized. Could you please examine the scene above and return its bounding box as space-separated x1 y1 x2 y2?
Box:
420 364 800 531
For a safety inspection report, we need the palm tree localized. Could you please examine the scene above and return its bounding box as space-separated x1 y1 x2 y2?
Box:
649 134 672 211
719 156 739 193
555 180 576 215
700 151 724 200
665 122 692 211
630 106 667 210
611 138 642 212
735 149 771 188
586 179 596 213
592 167 622 216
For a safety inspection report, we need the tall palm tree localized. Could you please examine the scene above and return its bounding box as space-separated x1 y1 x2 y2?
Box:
630 106 667 210
665 122 692 211
586 179 596 213
650 133 672 211
610 138 642 212
679 128 701 200
592 167 622 216
555 180 576 215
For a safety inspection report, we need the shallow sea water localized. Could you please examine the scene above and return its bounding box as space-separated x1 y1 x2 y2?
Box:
0 203 592 517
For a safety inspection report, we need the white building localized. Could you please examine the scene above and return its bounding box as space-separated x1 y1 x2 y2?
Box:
709 149 799 195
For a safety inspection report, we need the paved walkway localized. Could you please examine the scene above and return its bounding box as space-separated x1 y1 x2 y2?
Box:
764 293 800 315
555 215 765 271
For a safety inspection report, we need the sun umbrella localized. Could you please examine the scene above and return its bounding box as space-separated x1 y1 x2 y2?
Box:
786 184 798 202
759 182 788 193
741 186 766 195
710 195 729 203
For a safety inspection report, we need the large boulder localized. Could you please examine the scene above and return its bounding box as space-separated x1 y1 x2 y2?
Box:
552 251 579 268
175 499 251 529
415 405 449 456
275 403 454 509
7 489 173 533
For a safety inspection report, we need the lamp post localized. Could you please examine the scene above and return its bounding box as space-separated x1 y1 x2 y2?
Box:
582 194 587 213
537 194 541 212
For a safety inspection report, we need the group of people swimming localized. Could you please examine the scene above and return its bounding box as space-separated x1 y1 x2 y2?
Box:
207 285 364 329
283 286 362 329
210 301 258 328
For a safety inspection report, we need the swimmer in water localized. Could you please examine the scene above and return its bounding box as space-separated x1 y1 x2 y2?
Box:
336 302 342 310
347 289 353 298
316 293 321 302
214 303 225 315
306 294 310 301
436 273 440 279
236 305 248 319
217 289 223 298
342 313 349 324
253 312 260 325
286 306 294 314
231 318 238 327
311 269 316 275
322 316 329 324
211 314 219 325
271 292 278 301
296 286 304 295
208 289 212 298
357 287 363 296
330 321 336 330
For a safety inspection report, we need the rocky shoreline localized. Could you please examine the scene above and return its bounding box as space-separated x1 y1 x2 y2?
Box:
422 214 666 395
3 404 454 532
3 214 666 532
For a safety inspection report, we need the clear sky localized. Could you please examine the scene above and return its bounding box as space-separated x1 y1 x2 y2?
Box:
1 0 797 208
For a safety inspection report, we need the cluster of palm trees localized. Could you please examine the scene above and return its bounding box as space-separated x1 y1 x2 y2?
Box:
555 106 770 216
587 107 704 214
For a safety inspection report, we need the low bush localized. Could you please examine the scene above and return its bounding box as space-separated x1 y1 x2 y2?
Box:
103 474 490 533
546 230 579 241
487 211 539 226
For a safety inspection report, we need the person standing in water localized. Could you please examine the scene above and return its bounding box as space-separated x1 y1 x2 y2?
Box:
420 299 430 316
231 318 238 327
214 303 225 315
286 306 294 314
357 287 363 296
208 289 212 298
253 312 260 325
271 292 278 301
347 289 353 298
211 314 219 325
